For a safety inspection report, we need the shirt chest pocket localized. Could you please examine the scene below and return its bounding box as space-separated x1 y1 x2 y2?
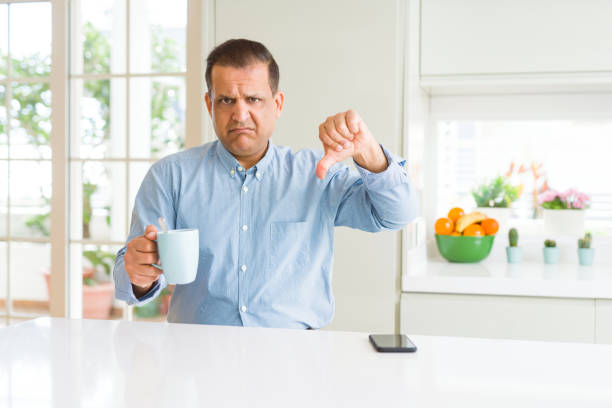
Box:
269 221 310 278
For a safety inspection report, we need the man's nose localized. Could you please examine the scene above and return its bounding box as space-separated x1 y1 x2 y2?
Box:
231 99 250 122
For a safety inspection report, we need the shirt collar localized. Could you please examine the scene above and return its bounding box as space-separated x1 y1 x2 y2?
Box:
215 139 275 180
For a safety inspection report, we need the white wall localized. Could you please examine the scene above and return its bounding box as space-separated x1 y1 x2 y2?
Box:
213 0 408 332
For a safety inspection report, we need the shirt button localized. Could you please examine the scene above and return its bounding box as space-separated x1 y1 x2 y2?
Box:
230 169 235 175
242 225 248 231
241 265 247 272
243 186 248 192
241 306 247 312
237 166 244 171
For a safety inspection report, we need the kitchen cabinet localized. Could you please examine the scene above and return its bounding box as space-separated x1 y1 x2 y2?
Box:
421 0 612 77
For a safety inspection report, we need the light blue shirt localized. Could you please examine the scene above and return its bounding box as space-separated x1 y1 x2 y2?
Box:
113 140 418 329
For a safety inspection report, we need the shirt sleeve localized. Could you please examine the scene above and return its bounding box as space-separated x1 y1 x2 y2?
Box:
328 145 419 232
113 161 175 306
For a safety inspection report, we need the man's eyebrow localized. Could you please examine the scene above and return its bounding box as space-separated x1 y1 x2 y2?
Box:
216 94 235 99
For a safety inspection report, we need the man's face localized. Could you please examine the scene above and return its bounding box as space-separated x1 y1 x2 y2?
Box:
205 62 284 162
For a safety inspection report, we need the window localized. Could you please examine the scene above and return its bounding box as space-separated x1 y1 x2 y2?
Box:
435 120 612 228
0 1 52 325
1 0 207 325
70 0 188 321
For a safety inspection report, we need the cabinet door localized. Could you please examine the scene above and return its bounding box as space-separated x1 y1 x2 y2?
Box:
596 300 612 344
401 293 595 343
421 0 612 76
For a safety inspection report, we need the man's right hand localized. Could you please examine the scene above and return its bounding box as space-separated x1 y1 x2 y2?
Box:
124 224 162 297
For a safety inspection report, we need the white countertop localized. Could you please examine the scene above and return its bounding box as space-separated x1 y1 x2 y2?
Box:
2 318 612 407
403 260 612 299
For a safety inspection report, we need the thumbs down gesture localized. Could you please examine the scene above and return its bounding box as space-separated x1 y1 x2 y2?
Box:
315 109 388 180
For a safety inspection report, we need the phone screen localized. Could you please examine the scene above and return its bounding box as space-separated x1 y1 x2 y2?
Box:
369 334 417 352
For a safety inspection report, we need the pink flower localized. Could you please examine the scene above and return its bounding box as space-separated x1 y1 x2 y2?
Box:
537 189 559 204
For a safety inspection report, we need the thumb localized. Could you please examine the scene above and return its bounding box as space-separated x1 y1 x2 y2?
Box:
316 152 337 180
144 224 158 240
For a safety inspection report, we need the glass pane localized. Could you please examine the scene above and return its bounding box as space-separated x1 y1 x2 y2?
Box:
128 162 152 220
130 0 186 73
0 4 6 80
69 243 120 320
71 78 126 159
10 161 51 238
0 242 6 313
9 242 51 317
437 120 612 223
10 82 52 160
129 77 185 158
0 84 6 158
0 161 6 237
9 2 51 78
75 0 126 74
70 161 126 241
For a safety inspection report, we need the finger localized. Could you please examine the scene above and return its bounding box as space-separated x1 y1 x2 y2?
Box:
133 251 159 265
132 275 160 288
144 224 158 241
324 121 352 150
319 124 343 152
132 237 158 253
346 110 361 134
333 113 353 140
135 264 163 278
316 152 337 180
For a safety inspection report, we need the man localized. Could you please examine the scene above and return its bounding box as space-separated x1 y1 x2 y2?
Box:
114 39 418 329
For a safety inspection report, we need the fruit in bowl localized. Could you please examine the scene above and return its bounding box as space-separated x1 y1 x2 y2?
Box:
434 207 498 263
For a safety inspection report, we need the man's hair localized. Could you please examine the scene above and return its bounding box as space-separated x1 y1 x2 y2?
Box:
205 39 280 94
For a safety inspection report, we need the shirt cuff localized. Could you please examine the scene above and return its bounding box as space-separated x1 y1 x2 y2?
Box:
353 144 409 190
118 275 165 306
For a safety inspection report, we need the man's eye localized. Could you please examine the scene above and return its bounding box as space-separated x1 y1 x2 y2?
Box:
220 98 233 104
248 97 260 103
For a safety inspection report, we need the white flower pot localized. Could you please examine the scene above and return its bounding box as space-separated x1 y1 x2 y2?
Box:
543 209 585 237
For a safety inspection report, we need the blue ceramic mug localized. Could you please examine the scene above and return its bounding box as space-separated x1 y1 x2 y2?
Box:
152 229 199 284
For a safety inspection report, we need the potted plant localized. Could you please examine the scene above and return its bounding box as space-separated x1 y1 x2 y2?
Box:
472 175 521 228
578 232 595 266
543 239 560 264
32 182 117 319
43 247 116 319
506 228 522 264
538 188 590 236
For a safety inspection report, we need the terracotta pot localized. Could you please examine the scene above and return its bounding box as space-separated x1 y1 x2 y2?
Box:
43 271 114 319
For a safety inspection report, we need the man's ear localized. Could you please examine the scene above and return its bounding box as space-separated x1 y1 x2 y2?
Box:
205 92 213 117
274 91 284 118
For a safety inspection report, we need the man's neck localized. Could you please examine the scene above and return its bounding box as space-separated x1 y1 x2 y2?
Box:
236 143 269 170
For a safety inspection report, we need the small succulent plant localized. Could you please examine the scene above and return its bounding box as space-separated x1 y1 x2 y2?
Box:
578 232 592 249
544 239 557 248
508 228 518 247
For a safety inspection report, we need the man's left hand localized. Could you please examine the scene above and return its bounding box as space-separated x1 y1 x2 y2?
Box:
316 110 388 179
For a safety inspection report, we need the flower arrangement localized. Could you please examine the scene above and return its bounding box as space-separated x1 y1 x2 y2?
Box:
537 188 591 210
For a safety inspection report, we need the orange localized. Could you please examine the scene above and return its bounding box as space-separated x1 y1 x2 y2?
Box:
463 224 485 237
435 217 454 235
481 218 499 235
450 232 461 236
447 207 465 224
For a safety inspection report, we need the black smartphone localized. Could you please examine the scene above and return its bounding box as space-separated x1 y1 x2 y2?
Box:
369 334 417 353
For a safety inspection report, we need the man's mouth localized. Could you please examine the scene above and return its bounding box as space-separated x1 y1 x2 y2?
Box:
230 127 254 133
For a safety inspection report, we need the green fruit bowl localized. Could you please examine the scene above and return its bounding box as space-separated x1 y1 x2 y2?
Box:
435 234 495 263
